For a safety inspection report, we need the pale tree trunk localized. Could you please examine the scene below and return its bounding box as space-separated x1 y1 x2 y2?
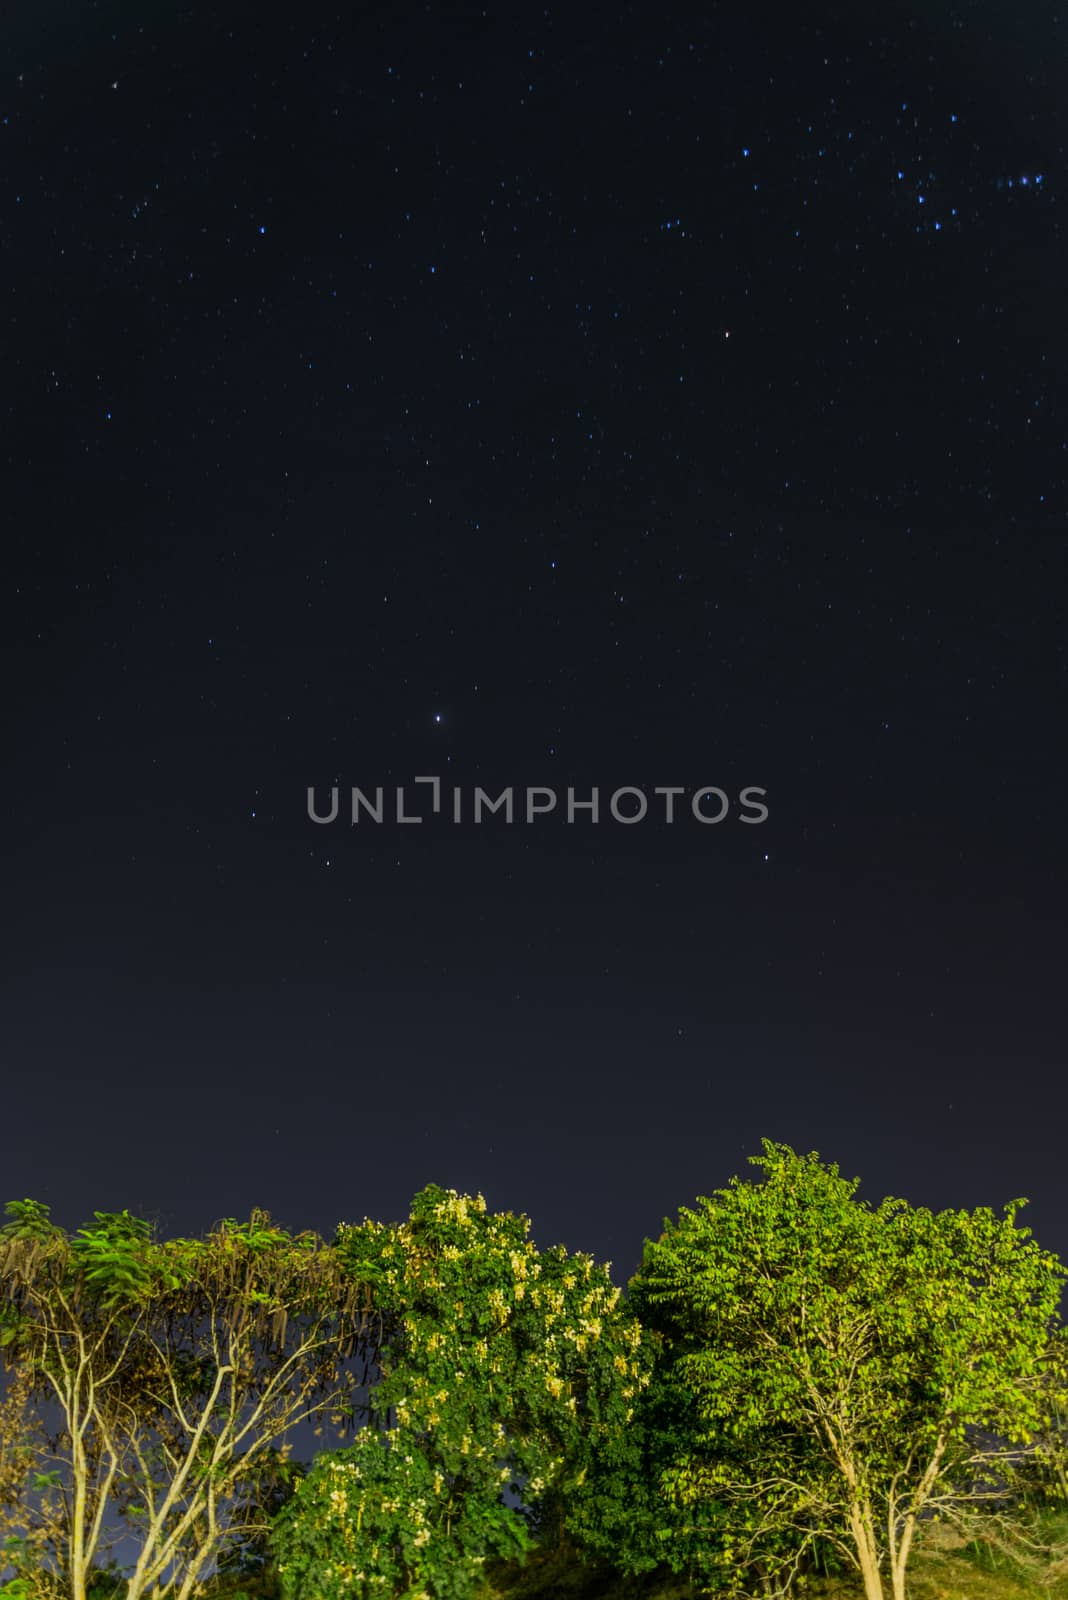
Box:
849 1498 886 1600
834 1432 885 1600
886 1435 947 1600
62 1348 93 1600
69 1417 87 1600
889 1510 916 1600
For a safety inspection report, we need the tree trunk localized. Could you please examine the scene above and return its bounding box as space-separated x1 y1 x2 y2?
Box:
70 1421 87 1600
849 1499 885 1600
890 1510 916 1600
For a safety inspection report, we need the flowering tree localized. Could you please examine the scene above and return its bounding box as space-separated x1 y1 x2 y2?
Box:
268 1185 647 1600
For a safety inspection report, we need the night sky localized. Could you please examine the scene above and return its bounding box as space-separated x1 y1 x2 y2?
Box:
3 0 1066 1284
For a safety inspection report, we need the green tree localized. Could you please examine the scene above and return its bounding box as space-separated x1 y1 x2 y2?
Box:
629 1141 1066 1600
0 1200 378 1600
561 1350 731 1588
0 1202 146 1599
269 1185 647 1600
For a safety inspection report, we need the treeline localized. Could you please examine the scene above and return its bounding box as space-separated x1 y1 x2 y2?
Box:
2 1142 1068 1600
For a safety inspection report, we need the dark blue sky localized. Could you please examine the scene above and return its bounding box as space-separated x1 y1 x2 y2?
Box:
2 0 1066 1282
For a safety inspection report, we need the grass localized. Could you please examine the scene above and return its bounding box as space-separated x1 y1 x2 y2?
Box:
474 1513 1068 1600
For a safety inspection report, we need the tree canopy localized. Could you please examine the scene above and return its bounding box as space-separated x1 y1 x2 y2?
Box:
3 1154 1067 1600
268 1184 648 1600
0 1200 377 1600
629 1141 1067 1600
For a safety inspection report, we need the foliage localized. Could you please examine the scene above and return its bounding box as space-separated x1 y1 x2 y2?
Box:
628 1141 1067 1600
3 1159 1067 1600
559 1356 727 1584
269 1185 647 1600
0 1199 377 1600
0 1357 62 1597
68 1212 157 1311
0 1204 60 1249
270 1425 530 1600
1015 1326 1068 1511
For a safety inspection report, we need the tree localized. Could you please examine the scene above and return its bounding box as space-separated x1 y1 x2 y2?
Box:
0 1199 378 1600
268 1185 647 1600
0 1200 149 1600
629 1141 1067 1600
560 1350 731 1588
